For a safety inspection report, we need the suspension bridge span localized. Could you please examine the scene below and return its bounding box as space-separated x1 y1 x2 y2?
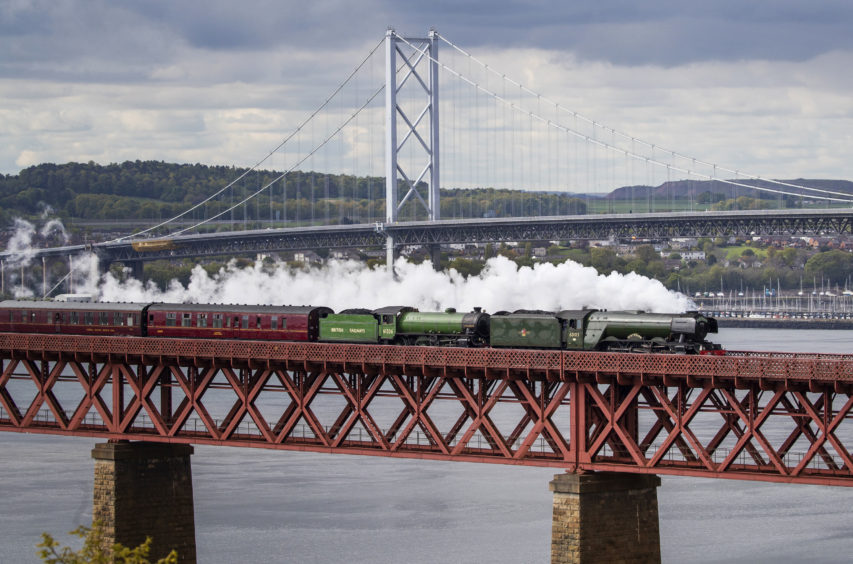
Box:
4 208 853 279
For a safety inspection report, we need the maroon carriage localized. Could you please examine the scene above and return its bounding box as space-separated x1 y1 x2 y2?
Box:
0 300 146 336
145 303 332 341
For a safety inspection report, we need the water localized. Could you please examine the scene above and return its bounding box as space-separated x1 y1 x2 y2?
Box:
1 328 852 563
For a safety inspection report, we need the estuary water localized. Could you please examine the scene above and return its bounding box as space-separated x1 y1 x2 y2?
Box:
1 328 852 563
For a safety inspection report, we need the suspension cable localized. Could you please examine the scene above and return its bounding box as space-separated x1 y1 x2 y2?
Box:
432 33 853 202
171 82 387 235
111 37 386 243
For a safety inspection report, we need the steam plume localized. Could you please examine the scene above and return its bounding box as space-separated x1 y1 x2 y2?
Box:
83 255 690 313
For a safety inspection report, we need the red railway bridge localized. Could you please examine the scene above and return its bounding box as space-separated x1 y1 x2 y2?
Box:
3 333 853 562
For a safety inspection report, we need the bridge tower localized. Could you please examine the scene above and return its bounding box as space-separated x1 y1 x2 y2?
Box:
384 28 441 268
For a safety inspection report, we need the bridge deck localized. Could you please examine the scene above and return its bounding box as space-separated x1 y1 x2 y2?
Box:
2 333 853 486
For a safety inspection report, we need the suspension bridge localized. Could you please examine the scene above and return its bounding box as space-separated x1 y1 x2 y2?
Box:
1 28 852 291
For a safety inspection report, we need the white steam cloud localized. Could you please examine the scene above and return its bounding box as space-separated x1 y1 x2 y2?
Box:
3 215 71 298
80 255 691 313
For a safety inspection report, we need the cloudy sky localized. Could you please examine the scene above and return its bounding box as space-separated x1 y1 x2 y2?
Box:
3 0 853 185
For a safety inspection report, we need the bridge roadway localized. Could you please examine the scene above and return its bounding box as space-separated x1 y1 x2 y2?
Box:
1 332 852 486
3 208 853 265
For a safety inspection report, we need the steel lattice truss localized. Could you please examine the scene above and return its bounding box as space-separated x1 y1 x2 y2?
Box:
2 334 853 486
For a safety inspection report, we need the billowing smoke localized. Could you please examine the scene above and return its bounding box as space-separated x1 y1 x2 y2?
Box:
5 219 37 266
2 215 71 298
40 219 69 243
81 255 691 313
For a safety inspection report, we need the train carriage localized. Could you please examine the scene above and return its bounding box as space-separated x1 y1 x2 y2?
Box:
0 300 146 336
146 304 332 341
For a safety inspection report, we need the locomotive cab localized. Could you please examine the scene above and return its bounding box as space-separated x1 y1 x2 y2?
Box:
373 306 417 342
555 310 597 350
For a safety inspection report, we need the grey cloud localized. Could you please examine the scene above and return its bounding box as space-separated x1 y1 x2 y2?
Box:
5 0 853 85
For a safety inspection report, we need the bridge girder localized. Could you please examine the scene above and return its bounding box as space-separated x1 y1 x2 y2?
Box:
2 209 852 266
3 334 853 486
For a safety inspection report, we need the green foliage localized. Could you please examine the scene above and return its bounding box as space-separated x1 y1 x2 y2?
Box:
483 243 495 260
634 245 658 264
724 245 767 261
37 523 177 564
804 250 853 286
589 247 625 274
711 196 774 211
447 257 485 278
0 161 588 225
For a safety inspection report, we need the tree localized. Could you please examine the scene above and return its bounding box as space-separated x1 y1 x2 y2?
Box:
805 250 853 286
634 245 658 264
484 243 495 260
740 247 757 267
625 258 648 276
37 523 178 564
589 247 625 274
448 257 485 278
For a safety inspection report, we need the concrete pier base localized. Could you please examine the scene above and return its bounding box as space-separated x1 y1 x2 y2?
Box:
128 261 145 282
92 441 196 563
549 472 661 564
428 243 442 270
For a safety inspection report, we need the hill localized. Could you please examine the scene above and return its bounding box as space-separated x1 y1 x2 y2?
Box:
608 178 853 202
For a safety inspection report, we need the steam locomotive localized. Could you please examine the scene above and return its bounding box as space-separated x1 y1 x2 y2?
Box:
0 300 721 354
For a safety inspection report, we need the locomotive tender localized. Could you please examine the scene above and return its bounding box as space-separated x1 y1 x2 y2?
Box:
0 300 720 354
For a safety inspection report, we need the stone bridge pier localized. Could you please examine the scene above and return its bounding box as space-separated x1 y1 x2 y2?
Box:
550 472 662 564
92 441 196 563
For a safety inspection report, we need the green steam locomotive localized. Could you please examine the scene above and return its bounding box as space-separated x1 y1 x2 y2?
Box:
318 306 720 354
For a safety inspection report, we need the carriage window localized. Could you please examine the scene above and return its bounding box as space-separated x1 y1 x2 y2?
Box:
85 312 93 325
71 312 79 324
30 312 37 322
280 318 287 329
114 312 123 326
225 315 231 328
256 316 262 329
271 316 278 330
213 314 223 328
241 315 249 329
166 312 176 326
8 311 12 322
198 314 207 328
99 312 109 325
129 314 136 326
54 313 61 324
182 313 192 327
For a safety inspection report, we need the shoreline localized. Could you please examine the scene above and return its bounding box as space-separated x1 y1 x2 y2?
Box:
713 317 853 330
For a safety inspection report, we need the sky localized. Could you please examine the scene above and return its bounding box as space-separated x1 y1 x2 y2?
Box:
3 0 853 184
